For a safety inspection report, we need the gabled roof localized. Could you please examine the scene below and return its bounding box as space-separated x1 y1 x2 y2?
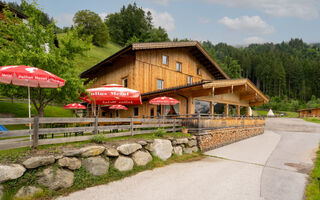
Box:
80 41 230 80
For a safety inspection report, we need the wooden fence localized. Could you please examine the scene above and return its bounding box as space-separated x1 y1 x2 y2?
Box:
0 117 181 149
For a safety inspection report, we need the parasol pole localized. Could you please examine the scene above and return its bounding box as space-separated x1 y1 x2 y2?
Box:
28 83 32 143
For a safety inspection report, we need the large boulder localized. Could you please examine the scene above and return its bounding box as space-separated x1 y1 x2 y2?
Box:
58 157 81 170
188 139 197 147
23 156 55 169
191 146 199 152
0 185 3 199
172 138 189 145
0 164 26 183
37 167 74 190
104 147 119 157
117 143 142 155
150 139 173 161
82 157 109 176
63 149 83 157
81 146 105 157
173 146 183 156
114 156 134 171
183 148 193 154
132 151 152 166
15 186 43 199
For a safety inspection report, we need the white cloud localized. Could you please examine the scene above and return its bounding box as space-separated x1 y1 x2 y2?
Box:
143 0 169 6
144 8 175 31
54 13 74 27
200 0 319 19
218 16 274 35
99 12 108 21
198 17 211 24
243 36 267 44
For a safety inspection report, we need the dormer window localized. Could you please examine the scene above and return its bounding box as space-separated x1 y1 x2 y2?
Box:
197 67 201 75
188 76 193 84
162 55 168 65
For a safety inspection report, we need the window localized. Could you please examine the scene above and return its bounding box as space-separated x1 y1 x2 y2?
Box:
162 55 168 65
150 108 154 117
157 105 161 116
188 76 192 84
122 78 128 88
176 62 182 72
195 100 210 114
134 107 139 116
197 67 201 75
157 79 164 90
115 110 119 118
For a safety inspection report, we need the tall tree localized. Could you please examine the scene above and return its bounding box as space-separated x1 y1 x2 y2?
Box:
73 10 109 47
0 2 91 116
105 3 169 46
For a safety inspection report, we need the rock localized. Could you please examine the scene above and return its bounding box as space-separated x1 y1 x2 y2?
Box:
117 143 142 155
82 157 109 176
150 139 173 161
58 157 81 170
15 186 43 199
188 139 197 147
132 151 152 166
191 146 199 152
0 164 26 183
55 155 64 160
37 167 74 190
191 136 196 140
145 139 153 143
104 147 119 157
172 138 188 145
137 140 147 146
0 185 3 199
81 146 105 157
23 156 55 169
63 149 83 157
114 156 134 171
173 146 183 156
183 148 193 154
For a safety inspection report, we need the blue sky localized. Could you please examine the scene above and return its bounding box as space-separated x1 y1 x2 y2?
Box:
7 0 320 46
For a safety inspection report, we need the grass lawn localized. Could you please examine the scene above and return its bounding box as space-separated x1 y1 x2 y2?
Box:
57 33 122 72
303 117 320 124
253 110 299 118
305 146 320 200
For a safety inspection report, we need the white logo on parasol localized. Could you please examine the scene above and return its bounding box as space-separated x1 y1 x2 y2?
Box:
25 67 38 73
0 66 19 71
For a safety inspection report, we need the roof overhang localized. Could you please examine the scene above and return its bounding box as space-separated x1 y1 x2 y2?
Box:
202 78 269 106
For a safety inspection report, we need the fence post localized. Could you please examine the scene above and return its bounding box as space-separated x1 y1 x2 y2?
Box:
130 117 134 136
197 112 201 134
32 116 39 149
94 116 98 135
173 118 176 132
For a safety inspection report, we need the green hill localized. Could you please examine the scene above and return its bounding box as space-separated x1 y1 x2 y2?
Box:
57 33 122 72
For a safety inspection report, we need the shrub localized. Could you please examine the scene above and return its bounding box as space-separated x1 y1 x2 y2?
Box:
90 133 107 144
154 128 166 137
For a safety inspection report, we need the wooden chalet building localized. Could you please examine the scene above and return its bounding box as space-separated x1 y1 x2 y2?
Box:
297 108 320 118
80 41 268 118
0 2 28 21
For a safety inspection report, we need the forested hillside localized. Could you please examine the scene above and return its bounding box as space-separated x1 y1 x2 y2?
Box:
202 39 320 103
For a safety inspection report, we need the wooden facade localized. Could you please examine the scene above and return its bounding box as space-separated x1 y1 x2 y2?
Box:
81 42 268 118
297 108 320 118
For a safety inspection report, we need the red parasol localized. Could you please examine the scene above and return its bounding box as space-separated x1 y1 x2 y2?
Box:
80 84 142 105
0 65 65 142
0 65 65 88
109 104 128 110
64 103 86 110
149 96 180 105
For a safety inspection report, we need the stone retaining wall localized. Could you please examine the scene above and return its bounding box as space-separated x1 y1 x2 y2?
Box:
196 126 265 152
0 137 198 199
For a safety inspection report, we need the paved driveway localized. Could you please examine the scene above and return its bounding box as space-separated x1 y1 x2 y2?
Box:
57 118 320 200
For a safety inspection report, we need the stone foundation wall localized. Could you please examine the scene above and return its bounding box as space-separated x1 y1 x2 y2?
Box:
196 126 265 152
